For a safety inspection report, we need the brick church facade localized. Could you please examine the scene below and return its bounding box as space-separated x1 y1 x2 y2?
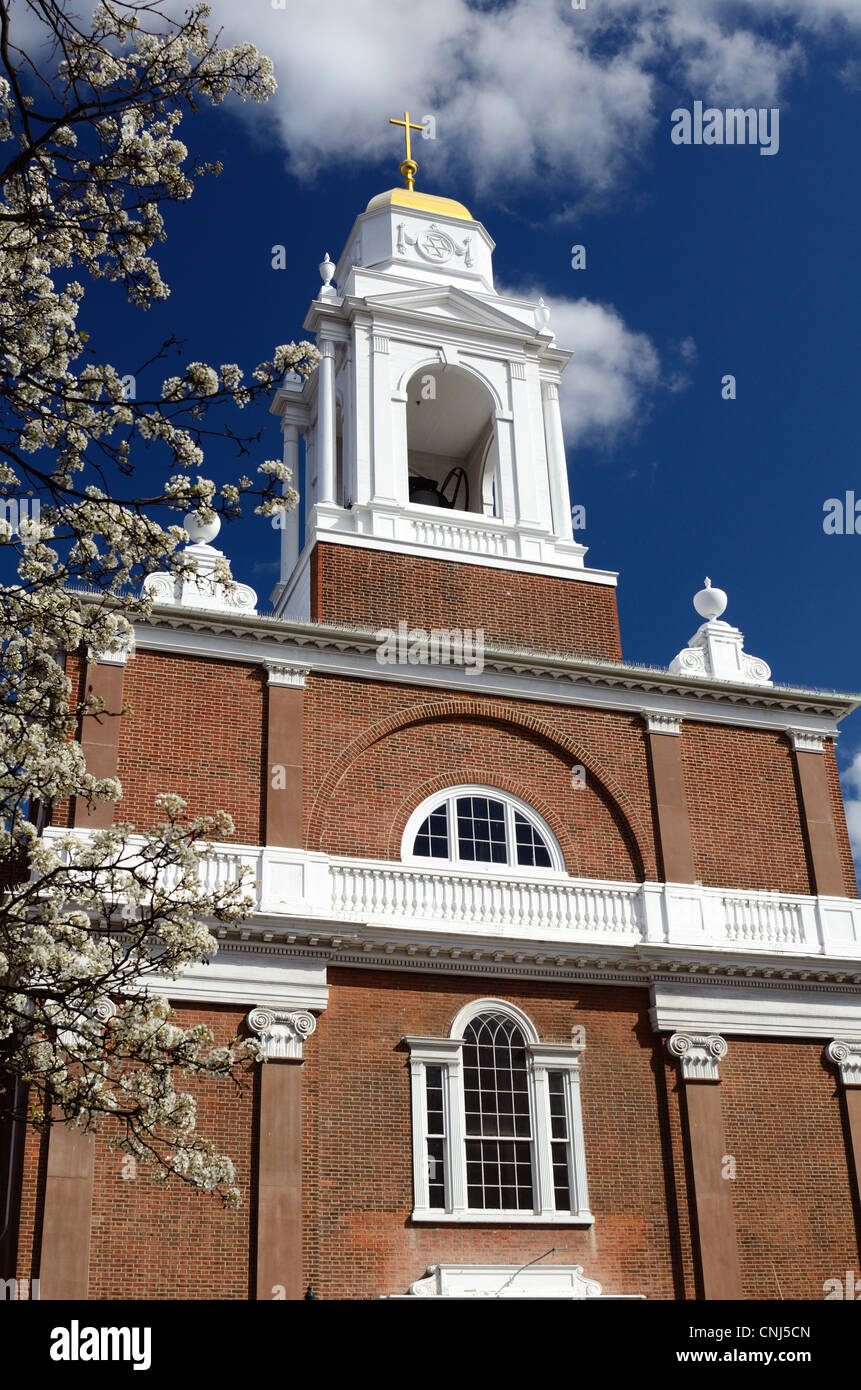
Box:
6 170 861 1302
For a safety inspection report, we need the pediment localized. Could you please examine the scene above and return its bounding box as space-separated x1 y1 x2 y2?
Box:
364 285 533 336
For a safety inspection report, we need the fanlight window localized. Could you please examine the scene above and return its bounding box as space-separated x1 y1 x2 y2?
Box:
407 999 592 1225
405 788 561 871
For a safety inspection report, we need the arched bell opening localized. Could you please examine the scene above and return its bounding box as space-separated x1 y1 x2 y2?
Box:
405 365 499 517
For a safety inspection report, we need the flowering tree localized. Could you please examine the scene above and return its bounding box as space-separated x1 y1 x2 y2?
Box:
0 0 319 1203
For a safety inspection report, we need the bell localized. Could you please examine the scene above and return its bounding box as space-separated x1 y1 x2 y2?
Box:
408 475 443 507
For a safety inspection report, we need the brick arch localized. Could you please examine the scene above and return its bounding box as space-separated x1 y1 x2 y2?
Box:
306 697 649 879
386 768 579 869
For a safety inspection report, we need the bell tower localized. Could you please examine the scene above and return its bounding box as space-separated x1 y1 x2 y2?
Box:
270 116 621 660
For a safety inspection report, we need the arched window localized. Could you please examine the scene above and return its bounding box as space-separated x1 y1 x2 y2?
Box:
402 787 563 872
406 999 592 1225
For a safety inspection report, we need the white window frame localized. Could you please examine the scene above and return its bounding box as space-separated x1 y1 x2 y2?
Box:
405 998 593 1226
401 785 564 874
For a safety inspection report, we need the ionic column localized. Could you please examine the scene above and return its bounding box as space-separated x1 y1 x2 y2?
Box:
541 381 574 540
247 1007 317 1301
668 1033 742 1300
73 642 132 829
644 713 696 883
790 731 845 896
263 663 309 849
316 341 336 506
827 1041 861 1230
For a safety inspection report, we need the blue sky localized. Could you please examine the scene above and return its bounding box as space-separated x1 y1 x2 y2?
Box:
25 0 861 854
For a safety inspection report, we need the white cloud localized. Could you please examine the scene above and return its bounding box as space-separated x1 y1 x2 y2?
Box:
502 289 673 448
203 0 861 203
841 750 861 872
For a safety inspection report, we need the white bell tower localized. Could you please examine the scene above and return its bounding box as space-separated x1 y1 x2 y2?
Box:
270 115 604 619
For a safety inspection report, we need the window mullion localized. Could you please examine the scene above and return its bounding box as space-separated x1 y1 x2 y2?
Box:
504 799 516 866
528 1055 555 1215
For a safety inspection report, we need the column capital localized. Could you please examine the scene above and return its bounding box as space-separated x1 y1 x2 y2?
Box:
668 1032 727 1081
319 338 336 359
827 1040 861 1087
645 711 682 736
247 1006 317 1061
264 661 310 688
790 729 825 754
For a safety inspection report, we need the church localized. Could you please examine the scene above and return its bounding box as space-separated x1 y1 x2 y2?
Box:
9 116 861 1302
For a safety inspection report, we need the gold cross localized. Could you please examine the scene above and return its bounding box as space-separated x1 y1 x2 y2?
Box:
389 110 424 190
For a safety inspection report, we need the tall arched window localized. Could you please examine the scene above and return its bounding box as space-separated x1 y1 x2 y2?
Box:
406 999 592 1225
402 786 563 873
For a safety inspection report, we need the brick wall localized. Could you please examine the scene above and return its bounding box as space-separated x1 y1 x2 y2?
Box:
14 1005 256 1300
311 543 623 662
681 722 857 897
721 1037 858 1300
114 652 266 844
304 674 655 881
303 968 682 1300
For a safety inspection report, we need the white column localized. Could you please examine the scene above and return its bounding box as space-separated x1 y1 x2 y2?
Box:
541 381 574 540
281 423 300 577
316 340 336 505
508 362 542 527
370 333 396 504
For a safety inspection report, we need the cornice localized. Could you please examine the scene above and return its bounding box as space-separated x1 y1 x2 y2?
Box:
69 591 860 724
203 921 861 994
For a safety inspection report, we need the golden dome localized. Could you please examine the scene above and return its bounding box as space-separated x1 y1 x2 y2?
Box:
365 187 473 222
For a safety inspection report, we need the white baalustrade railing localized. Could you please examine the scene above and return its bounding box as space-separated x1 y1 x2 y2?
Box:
37 829 861 959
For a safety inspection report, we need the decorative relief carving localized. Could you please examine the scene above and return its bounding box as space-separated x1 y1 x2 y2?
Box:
396 221 473 267
247 1006 317 1060
668 1031 728 1081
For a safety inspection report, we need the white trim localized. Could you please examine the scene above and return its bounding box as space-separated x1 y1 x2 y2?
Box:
401 785 564 873
394 1263 644 1298
651 980 861 1040
449 997 540 1043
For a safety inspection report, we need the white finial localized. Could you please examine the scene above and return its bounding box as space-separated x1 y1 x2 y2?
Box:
183 511 221 546
319 252 337 299
535 297 552 333
693 577 727 621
